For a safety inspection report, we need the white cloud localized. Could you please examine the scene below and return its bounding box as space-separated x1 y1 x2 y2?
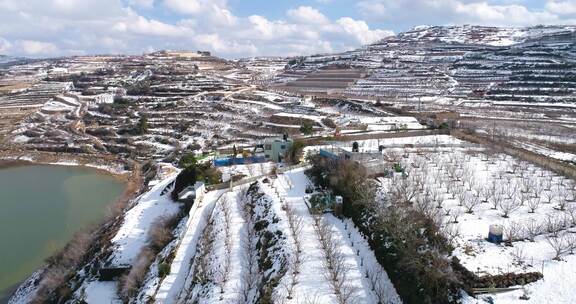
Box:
18 40 58 55
546 0 576 16
336 17 393 45
165 0 237 27
0 37 13 53
127 0 154 9
287 6 330 25
357 0 574 26
113 13 190 37
240 12 392 56
0 0 392 58
164 0 228 15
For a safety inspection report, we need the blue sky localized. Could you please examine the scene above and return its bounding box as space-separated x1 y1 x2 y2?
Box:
0 0 574 58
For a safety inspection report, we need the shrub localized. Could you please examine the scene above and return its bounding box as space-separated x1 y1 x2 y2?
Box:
133 116 149 135
285 140 306 165
148 217 174 251
306 155 369 219
158 263 171 278
178 153 197 169
321 118 337 128
118 248 155 301
300 121 314 135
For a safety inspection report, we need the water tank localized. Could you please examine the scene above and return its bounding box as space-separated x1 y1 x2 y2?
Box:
488 224 503 244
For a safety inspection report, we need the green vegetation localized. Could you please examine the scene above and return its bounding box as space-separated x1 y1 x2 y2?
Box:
158 262 170 278
299 121 314 135
305 155 369 218
285 140 306 165
134 116 149 135
171 154 221 201
178 153 198 168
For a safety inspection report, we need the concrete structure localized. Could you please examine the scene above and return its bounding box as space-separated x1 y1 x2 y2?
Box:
177 182 205 206
264 136 293 162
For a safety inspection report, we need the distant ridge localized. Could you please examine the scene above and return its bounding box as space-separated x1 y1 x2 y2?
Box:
274 25 576 104
388 24 576 47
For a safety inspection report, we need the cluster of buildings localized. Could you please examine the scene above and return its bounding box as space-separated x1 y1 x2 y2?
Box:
213 135 294 166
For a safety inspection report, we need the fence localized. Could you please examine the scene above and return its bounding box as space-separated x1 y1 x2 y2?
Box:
206 163 310 191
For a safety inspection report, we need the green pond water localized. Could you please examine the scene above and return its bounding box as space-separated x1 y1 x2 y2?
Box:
0 164 125 302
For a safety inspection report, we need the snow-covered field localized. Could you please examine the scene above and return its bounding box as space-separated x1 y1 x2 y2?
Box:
109 176 182 267
376 139 576 303
147 165 401 304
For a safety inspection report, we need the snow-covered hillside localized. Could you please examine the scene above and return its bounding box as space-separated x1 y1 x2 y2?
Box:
0 55 24 66
277 24 576 105
150 165 401 304
396 25 576 46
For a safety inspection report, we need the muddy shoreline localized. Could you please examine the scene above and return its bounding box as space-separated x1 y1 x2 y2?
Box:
0 149 132 180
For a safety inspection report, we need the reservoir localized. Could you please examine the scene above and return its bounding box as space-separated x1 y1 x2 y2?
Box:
0 164 126 302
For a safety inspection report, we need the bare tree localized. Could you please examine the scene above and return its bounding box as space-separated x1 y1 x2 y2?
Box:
216 196 233 294
518 162 530 178
565 205 576 227
543 177 553 191
545 214 566 238
441 222 461 244
451 207 463 224
463 170 476 191
489 186 506 210
533 180 544 198
283 205 305 300
428 187 441 207
504 182 519 200
453 185 466 205
312 216 358 304
518 191 531 207
569 187 576 203
520 177 534 194
479 185 492 203
365 267 395 304
527 196 541 213
238 207 260 304
504 221 524 242
547 234 569 260
525 220 543 242
391 176 418 204
511 246 526 265
462 192 481 214
566 233 576 255
499 197 521 218
542 190 556 204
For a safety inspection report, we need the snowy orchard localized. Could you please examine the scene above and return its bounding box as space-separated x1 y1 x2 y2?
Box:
376 142 576 302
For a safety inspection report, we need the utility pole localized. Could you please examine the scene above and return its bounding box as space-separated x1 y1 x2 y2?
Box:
492 121 496 142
